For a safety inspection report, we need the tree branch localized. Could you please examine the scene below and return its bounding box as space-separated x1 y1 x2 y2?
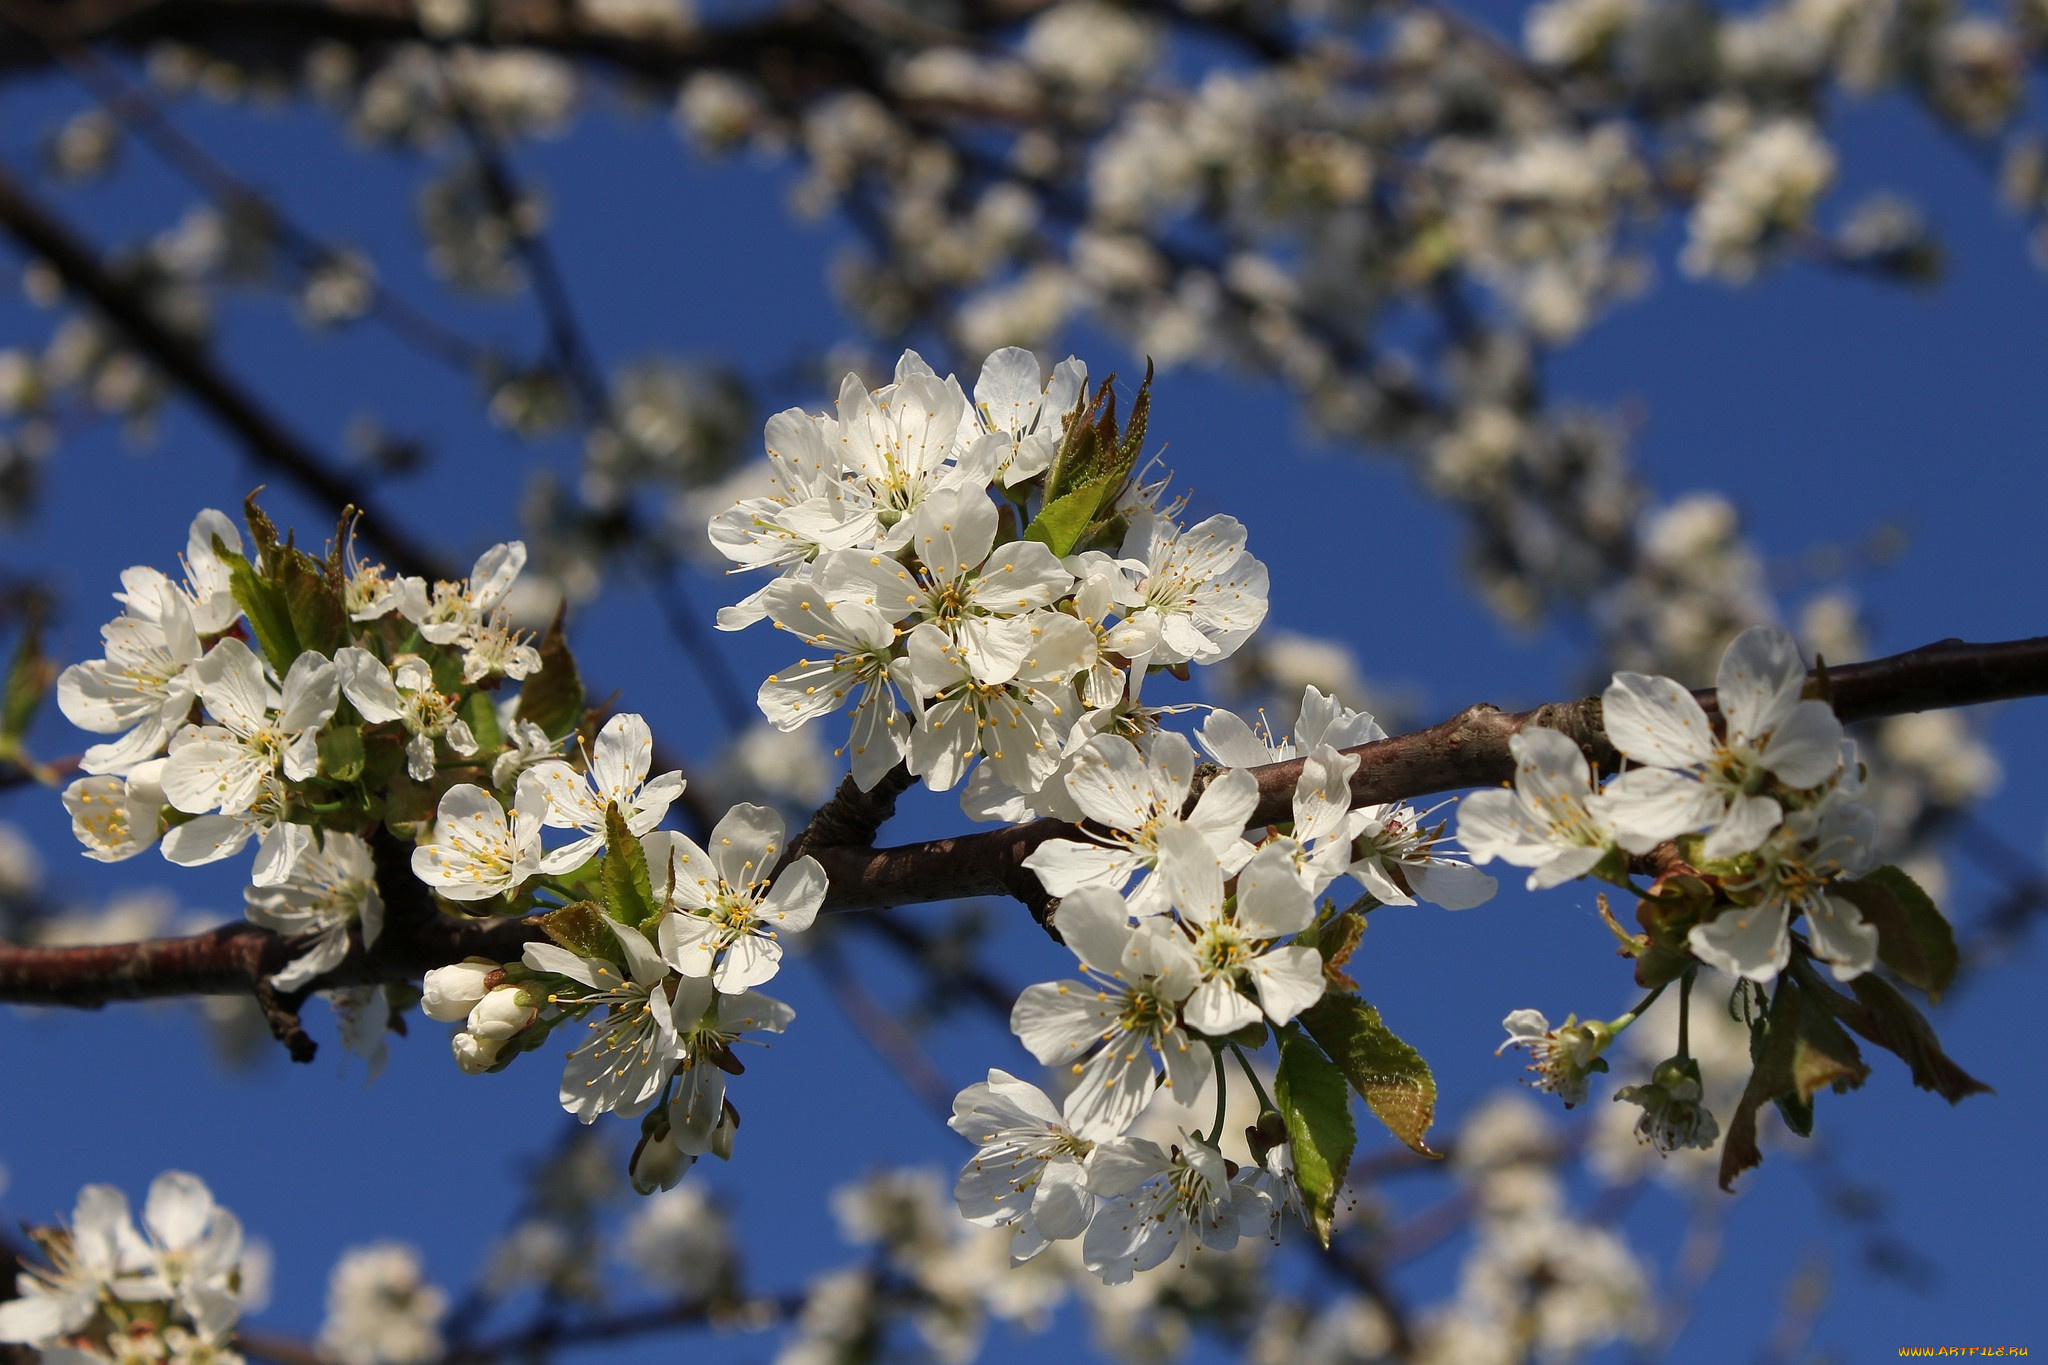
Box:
0 634 2039 1014
0 159 456 581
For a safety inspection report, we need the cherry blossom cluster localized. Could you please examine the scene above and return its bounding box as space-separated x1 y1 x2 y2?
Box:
50 507 822 1180
1463 625 1898 1153
711 347 1266 807
0 1171 264 1365
947 691 1500 1282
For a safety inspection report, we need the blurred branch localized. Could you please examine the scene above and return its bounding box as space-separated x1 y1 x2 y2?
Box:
0 634 2042 1012
0 158 456 580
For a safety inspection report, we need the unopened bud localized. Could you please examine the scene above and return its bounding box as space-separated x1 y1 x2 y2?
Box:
468 983 538 1040
422 958 499 1022
452 1030 503 1074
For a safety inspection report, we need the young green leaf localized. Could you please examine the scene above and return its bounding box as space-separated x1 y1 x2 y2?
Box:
601 801 655 927
1274 1027 1355 1248
1299 995 1439 1157
318 723 365 782
1806 970 1992 1103
1022 473 1117 557
216 540 300 669
0 619 52 751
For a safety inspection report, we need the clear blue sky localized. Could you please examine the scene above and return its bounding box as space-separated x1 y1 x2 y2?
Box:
0 24 2041 1361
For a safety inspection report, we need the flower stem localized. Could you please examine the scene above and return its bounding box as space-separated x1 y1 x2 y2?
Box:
1231 1042 1277 1113
1200 1045 1230 1146
1677 968 1695 1061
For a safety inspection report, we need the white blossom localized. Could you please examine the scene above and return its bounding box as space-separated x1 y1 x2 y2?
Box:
161 639 338 815
667 975 796 1155
113 509 244 637
756 573 908 791
524 923 682 1122
522 712 686 874
1600 625 1845 858
1113 511 1269 667
1457 727 1620 889
410 780 545 902
973 347 1087 486
949 1069 1096 1262
653 804 826 993
1080 1135 1264 1283
58 583 203 777
334 648 477 781
1009 887 1208 1138
62 763 167 862
0 1184 141 1344
903 615 1094 794
838 485 1075 681
1023 731 1256 916
1158 835 1326 1034
1497 1009 1614 1107
1689 794 1879 983
242 832 384 990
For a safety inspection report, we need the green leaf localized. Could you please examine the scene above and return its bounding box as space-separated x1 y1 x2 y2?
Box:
1022 473 1117 557
1809 970 1992 1103
217 541 300 669
462 689 504 755
516 608 585 740
280 551 348 659
601 802 655 927
538 900 618 961
1041 380 1108 504
0 619 51 749
1299 995 1439 1157
1274 1028 1354 1248
317 723 365 782
1833 864 1959 1002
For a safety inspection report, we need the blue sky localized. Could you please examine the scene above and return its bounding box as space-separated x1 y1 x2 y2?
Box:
0 25 2042 1363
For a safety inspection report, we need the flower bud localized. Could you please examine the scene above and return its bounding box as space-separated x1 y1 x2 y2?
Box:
467 983 538 1041
630 1114 697 1195
422 958 499 1022
452 1030 503 1074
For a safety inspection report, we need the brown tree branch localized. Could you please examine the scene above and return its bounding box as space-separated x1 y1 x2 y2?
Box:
0 634 2039 1016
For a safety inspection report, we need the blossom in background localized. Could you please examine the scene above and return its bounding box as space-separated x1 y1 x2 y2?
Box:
1600 625 1844 857
318 1243 446 1365
522 712 687 874
653 804 827 993
410 781 545 902
1457 727 1620 889
242 831 385 990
